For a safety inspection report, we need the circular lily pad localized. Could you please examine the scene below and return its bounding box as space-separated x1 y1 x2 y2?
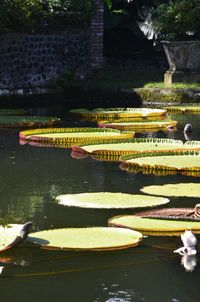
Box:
19 127 134 146
108 215 200 236
0 116 60 128
0 222 32 252
72 139 200 160
26 227 143 251
56 192 170 209
164 105 200 114
0 109 26 115
98 119 177 131
141 183 200 198
120 151 200 176
70 108 167 119
135 205 200 221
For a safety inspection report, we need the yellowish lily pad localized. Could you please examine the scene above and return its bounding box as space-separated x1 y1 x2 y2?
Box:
19 128 134 146
72 139 200 159
108 215 200 236
98 119 177 131
70 108 167 119
164 105 200 114
120 151 200 176
56 192 170 209
141 183 200 198
26 227 143 251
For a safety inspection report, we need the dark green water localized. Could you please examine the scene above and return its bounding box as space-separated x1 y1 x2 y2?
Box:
0 105 199 302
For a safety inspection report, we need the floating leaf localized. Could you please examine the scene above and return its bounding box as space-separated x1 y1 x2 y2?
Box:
56 192 170 209
108 215 200 236
141 183 200 198
164 105 200 114
19 128 134 146
135 204 200 221
0 222 32 252
0 116 60 128
69 108 167 119
98 119 177 131
120 151 200 176
26 227 143 251
0 109 26 115
72 139 200 161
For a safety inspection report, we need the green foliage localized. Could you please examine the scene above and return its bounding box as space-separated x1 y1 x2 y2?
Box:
154 0 200 40
0 0 92 33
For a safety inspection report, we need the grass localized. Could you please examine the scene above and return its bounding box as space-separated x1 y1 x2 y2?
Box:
145 82 200 89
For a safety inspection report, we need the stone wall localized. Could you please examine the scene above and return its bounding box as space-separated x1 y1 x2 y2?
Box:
0 33 90 89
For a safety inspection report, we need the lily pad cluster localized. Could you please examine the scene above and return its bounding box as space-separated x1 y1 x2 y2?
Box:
11 106 200 251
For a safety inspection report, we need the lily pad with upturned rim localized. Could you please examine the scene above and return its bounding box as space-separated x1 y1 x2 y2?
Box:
141 183 200 198
26 227 143 251
56 192 170 209
135 204 200 221
0 222 32 252
72 138 200 159
164 105 200 114
19 127 135 146
69 108 167 119
120 151 200 176
108 215 200 236
98 119 177 131
0 116 60 128
0 109 27 115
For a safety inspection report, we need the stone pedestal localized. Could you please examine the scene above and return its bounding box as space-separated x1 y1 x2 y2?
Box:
162 41 200 85
164 70 200 85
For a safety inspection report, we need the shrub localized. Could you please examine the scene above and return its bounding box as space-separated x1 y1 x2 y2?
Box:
153 0 200 40
0 0 92 33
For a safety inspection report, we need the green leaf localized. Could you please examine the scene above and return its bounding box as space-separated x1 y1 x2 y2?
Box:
26 227 143 251
108 215 200 236
0 116 60 128
141 183 200 198
56 192 170 209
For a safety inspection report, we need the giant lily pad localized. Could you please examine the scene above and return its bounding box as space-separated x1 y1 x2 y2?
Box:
98 119 177 131
141 183 200 198
0 222 32 252
56 192 170 209
120 151 200 176
0 116 60 128
164 105 200 114
72 139 200 160
26 227 143 251
0 109 27 115
19 127 134 146
135 204 200 221
108 215 200 236
70 108 167 119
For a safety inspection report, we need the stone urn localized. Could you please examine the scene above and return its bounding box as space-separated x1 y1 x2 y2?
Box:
162 40 200 84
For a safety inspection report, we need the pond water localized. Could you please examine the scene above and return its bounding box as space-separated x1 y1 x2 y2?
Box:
0 102 200 302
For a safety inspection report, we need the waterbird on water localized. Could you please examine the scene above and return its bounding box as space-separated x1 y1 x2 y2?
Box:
174 230 197 255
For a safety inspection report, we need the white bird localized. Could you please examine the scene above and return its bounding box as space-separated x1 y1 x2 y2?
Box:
174 230 197 255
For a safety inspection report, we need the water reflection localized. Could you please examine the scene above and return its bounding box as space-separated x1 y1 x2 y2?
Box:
181 253 197 272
